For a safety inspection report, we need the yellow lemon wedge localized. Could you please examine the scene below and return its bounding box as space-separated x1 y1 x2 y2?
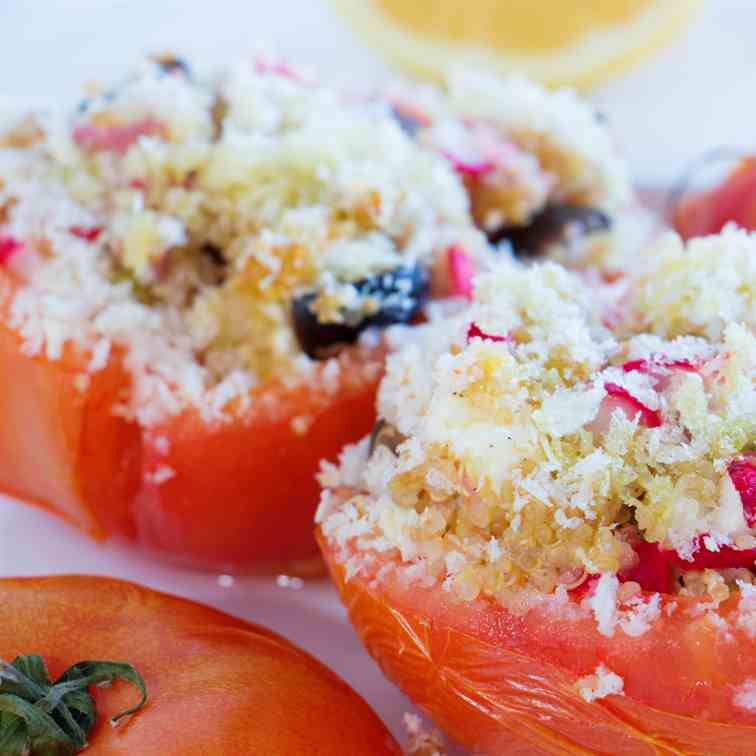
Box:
331 0 703 89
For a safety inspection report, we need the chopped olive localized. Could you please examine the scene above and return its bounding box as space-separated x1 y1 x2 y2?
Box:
292 264 428 358
197 243 227 286
489 204 611 257
201 243 225 267
390 107 423 138
369 419 406 456
291 303 356 358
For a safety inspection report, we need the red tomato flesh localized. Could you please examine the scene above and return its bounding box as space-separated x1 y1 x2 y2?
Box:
320 530 756 756
0 268 381 571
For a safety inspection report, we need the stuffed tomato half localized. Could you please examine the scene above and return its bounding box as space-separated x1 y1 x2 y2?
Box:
319 229 756 755
0 55 632 570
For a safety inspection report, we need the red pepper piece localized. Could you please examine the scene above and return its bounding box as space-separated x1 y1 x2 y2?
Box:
729 454 756 527
664 536 756 570
622 357 697 374
72 118 165 154
619 539 674 593
0 236 22 265
466 322 506 343
441 151 496 178
603 383 662 428
69 225 103 242
447 245 474 300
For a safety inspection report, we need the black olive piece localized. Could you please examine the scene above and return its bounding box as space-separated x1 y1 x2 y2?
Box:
368 419 406 457
152 54 192 78
291 301 360 359
201 243 225 267
488 204 611 258
292 264 429 359
390 107 423 138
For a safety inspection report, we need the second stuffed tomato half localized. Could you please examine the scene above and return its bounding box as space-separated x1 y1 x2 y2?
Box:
0 54 632 570
319 229 756 755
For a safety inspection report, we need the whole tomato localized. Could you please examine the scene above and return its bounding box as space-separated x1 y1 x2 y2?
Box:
0 575 401 755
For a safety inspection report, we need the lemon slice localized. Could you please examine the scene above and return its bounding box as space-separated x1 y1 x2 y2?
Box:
331 0 703 89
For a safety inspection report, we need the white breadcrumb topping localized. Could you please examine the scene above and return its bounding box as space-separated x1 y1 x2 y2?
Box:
443 69 631 211
319 230 756 633
385 68 631 221
0 56 633 425
630 226 756 341
577 663 625 703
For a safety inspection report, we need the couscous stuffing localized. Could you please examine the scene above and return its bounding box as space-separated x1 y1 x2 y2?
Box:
318 227 756 632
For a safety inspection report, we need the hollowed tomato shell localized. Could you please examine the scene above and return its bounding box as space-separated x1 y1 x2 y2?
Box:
0 268 381 571
0 575 401 755
319 530 756 755
675 157 756 239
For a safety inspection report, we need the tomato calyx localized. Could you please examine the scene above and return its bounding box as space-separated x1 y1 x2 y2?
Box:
0 655 147 755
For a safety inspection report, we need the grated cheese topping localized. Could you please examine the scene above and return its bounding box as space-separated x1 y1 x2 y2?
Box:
319 230 756 629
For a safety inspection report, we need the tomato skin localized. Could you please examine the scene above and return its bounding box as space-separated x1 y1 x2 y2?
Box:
0 268 381 571
675 157 756 239
0 575 400 755
0 271 142 538
135 353 382 570
319 530 756 756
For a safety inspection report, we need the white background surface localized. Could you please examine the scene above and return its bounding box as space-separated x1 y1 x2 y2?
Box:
0 1 754 751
